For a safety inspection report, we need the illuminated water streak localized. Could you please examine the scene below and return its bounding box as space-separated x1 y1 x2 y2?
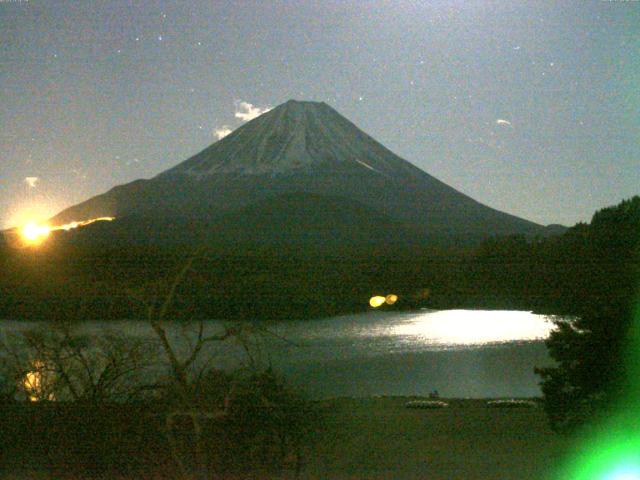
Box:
391 309 553 346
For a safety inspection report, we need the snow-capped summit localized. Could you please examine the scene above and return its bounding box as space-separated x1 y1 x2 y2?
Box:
163 100 410 178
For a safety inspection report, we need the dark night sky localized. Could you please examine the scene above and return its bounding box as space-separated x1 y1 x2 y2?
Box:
1 0 638 229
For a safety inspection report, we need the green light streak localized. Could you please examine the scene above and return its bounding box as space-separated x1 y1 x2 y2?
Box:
557 300 640 479
560 420 640 480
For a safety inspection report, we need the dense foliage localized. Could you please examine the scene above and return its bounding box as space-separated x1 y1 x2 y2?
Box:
535 196 640 432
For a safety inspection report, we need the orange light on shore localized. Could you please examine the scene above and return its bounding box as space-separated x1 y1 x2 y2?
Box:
23 360 54 402
369 296 386 308
369 293 399 308
385 294 398 305
21 222 51 245
16 217 115 247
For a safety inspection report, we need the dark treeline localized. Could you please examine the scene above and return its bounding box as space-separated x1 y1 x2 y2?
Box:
0 197 637 322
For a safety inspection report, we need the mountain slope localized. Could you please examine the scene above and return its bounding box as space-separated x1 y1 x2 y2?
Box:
52 193 411 248
51 100 548 242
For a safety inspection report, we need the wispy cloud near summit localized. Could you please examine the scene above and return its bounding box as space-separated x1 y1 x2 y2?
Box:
213 126 232 140
234 101 271 122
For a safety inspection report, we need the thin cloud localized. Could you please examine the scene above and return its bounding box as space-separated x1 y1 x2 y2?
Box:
214 126 232 140
24 177 39 188
234 101 271 122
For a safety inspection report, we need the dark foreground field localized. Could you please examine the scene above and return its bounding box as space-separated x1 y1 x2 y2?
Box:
304 397 571 480
0 397 572 480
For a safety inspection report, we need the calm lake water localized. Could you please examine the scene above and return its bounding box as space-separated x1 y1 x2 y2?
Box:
1 309 556 399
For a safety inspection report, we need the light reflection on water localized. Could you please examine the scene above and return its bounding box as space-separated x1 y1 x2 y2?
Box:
0 310 557 398
0 309 553 349
261 310 556 398
267 309 554 355
388 309 553 346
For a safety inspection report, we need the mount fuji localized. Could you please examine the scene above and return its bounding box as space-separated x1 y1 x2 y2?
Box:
51 100 550 245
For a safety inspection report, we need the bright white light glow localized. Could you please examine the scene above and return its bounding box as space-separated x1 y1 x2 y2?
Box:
603 465 640 480
390 310 553 346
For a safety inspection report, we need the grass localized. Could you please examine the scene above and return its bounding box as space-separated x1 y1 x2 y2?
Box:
0 396 572 479
301 396 571 480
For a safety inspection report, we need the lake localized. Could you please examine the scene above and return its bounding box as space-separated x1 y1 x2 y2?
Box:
0 309 556 399
257 309 556 398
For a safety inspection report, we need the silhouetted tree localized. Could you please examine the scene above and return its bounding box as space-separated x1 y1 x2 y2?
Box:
130 249 317 479
0 322 156 402
536 196 640 432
